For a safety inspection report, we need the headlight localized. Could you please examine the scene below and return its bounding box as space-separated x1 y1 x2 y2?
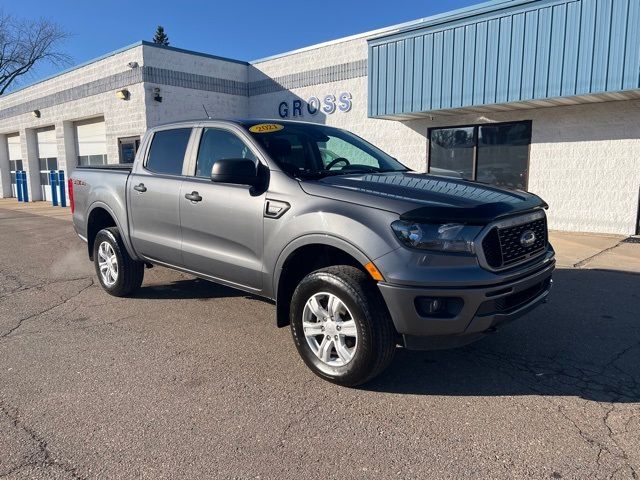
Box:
391 220 477 253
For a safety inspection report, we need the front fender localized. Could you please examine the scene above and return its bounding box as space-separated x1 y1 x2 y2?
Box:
263 201 400 299
271 233 372 299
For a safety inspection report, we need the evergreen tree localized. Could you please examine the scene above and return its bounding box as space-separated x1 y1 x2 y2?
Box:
152 26 170 46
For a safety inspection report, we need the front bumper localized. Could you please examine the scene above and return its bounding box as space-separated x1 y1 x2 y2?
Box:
377 260 554 350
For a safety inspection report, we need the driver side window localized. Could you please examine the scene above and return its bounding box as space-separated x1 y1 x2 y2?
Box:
195 128 257 178
320 136 381 169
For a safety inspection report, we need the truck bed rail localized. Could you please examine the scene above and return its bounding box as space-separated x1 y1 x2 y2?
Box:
75 164 133 171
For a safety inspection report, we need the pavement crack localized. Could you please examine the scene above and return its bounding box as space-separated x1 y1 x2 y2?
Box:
573 239 626 268
0 277 94 340
0 400 86 479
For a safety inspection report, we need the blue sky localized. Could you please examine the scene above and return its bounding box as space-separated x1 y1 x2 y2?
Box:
5 0 479 87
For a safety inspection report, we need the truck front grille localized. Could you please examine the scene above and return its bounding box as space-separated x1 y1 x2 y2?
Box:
481 216 548 270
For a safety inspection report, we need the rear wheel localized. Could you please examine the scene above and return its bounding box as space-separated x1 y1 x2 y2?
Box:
93 227 144 296
290 265 396 386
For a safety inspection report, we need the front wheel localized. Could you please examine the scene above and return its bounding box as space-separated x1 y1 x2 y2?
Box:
290 265 396 386
93 227 144 297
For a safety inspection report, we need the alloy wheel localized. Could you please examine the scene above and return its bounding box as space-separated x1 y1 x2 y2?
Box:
97 241 118 287
302 292 358 366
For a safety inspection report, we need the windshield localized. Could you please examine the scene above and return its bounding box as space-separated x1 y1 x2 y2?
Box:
244 122 408 178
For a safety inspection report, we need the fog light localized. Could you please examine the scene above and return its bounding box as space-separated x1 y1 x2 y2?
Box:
414 296 464 318
427 298 445 314
415 297 446 315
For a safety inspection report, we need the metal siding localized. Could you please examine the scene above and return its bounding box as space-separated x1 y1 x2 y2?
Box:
591 0 613 93
395 41 405 113
576 0 597 94
377 44 387 115
369 45 378 116
403 38 414 111
496 16 512 103
441 29 455 109
368 0 640 116
473 22 488 105
548 4 567 97
521 10 539 100
452 27 466 108
412 36 424 111
386 42 396 114
508 13 526 101
432 32 443 110
485 19 500 104
623 0 640 89
421 34 434 111
534 7 552 99
462 24 477 106
606 0 628 91
561 1 581 96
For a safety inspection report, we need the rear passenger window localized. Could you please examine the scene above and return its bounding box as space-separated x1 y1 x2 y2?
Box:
146 128 191 175
195 128 257 178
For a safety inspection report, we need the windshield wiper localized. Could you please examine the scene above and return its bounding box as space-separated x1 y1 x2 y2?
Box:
296 167 408 180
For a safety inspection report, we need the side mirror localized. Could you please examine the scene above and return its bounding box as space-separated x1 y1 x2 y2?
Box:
211 158 259 186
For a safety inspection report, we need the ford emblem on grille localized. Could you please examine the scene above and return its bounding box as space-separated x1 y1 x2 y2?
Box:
520 230 536 247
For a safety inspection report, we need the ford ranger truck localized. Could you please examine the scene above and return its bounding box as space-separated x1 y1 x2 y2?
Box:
69 119 555 386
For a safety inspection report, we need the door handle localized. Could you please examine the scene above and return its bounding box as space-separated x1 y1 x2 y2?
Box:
133 183 147 193
185 191 202 202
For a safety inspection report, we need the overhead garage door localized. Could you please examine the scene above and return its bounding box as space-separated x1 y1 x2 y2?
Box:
7 134 21 198
75 118 107 166
36 127 57 202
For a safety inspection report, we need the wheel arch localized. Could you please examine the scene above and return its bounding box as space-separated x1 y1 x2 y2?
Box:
86 202 136 261
273 235 372 328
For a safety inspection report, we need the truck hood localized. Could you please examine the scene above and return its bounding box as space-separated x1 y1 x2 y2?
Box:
299 171 547 224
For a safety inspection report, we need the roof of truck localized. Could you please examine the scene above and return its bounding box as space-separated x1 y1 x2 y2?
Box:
149 118 339 130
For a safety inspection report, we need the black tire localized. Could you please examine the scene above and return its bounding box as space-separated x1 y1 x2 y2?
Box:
93 227 144 297
290 265 396 386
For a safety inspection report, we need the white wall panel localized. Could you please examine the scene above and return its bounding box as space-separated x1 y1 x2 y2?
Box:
7 133 20 160
75 117 106 156
36 127 57 158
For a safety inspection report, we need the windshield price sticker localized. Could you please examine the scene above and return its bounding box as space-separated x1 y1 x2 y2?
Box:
249 123 284 133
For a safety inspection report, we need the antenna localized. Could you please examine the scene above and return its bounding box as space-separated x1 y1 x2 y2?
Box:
202 104 212 119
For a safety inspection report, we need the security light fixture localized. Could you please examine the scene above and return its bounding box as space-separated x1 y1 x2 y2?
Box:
32 110 41 118
153 87 162 103
116 89 130 100
127 61 139 69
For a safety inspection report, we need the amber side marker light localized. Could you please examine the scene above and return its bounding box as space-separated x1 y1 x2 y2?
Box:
364 262 385 282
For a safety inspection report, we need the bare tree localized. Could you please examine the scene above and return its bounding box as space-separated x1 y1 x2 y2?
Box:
0 11 70 94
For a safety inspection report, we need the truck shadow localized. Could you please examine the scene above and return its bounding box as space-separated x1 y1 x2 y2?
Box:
365 268 640 403
132 277 270 303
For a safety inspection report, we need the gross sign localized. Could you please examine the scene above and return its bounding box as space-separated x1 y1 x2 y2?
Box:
278 93 352 119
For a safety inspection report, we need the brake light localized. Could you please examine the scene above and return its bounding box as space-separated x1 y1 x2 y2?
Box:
68 178 75 213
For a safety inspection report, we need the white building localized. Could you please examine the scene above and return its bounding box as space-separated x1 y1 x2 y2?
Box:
0 0 639 235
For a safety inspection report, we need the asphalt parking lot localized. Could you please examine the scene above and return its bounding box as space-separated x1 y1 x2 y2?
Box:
1 202 639 479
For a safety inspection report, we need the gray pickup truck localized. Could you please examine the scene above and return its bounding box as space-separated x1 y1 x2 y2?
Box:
70 119 555 386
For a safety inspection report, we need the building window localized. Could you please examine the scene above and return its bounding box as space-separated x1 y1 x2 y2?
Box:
428 121 532 190
118 136 141 163
9 160 23 185
38 157 58 185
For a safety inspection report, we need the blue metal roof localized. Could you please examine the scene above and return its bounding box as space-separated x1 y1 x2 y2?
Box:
367 0 640 117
